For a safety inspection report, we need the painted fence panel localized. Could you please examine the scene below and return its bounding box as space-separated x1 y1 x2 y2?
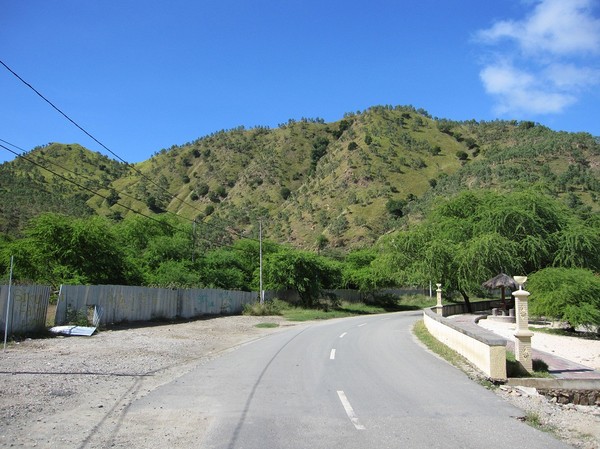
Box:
0 285 51 335
56 285 257 325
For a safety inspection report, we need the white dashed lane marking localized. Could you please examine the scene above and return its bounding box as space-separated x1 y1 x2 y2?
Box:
337 390 366 430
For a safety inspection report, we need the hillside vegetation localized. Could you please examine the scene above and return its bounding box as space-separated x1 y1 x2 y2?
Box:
2 106 599 325
1 105 599 252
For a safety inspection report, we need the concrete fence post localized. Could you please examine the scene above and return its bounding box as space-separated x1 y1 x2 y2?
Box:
513 276 533 373
435 283 443 316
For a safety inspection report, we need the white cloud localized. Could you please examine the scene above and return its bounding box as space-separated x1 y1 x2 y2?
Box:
476 0 600 116
478 0 600 55
544 63 600 89
480 62 577 114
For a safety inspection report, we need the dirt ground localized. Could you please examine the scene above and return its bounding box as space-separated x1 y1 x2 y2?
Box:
0 314 599 448
0 315 295 448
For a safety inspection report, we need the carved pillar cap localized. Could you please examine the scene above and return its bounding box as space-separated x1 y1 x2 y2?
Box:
512 289 530 300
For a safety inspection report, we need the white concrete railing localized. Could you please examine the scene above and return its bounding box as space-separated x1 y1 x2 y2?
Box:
423 308 507 381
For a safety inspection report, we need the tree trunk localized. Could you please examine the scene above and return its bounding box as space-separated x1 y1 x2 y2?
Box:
459 289 473 313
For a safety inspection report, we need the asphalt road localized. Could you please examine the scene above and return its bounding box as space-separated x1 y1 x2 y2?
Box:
122 311 570 449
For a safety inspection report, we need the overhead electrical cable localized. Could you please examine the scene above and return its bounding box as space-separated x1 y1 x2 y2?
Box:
0 142 258 250
0 59 216 218
0 60 258 244
0 138 194 224
0 143 182 230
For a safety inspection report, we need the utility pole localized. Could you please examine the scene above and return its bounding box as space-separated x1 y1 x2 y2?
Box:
259 219 263 304
3 256 14 351
191 219 196 263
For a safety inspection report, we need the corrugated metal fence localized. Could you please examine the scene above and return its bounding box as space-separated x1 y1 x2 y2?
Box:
2 284 432 335
55 285 258 326
0 285 50 334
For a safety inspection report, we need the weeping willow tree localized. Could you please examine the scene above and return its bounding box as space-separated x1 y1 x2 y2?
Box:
552 222 600 271
375 189 597 311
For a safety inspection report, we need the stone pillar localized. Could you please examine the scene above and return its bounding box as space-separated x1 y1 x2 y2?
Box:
513 280 533 373
435 283 443 316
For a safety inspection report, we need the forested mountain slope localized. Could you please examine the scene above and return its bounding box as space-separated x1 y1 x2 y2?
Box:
1 105 598 251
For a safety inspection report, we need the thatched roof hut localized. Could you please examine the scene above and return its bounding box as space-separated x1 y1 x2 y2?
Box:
482 273 518 310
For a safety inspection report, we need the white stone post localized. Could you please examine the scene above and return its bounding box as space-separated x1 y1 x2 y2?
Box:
435 283 443 316
512 276 533 373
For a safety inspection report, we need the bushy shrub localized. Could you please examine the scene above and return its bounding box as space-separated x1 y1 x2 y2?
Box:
456 150 468 161
528 267 600 329
243 299 287 316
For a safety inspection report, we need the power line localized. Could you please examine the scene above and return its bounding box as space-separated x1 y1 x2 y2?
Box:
0 58 259 244
0 59 213 218
0 138 195 224
1 139 141 203
0 143 182 230
0 142 258 250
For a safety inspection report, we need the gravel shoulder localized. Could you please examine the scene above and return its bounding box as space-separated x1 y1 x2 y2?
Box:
0 314 598 448
478 318 600 449
0 315 299 448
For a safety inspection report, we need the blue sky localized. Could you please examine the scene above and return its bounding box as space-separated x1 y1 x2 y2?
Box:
1 0 599 164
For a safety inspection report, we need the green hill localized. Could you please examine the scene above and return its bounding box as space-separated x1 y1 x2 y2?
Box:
1 106 598 251
0 143 128 234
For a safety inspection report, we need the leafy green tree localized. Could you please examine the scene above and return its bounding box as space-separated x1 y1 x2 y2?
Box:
342 249 379 291
146 195 166 213
215 185 227 198
280 187 291 200
106 189 120 206
553 222 600 271
114 215 192 285
263 249 341 307
116 215 172 253
197 183 209 196
198 249 250 290
4 214 135 287
141 233 190 271
385 199 407 217
145 260 199 288
374 189 589 311
329 215 349 237
436 121 453 134
455 150 468 161
316 234 329 254
428 145 441 156
528 268 600 329
310 137 330 171
454 232 522 307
